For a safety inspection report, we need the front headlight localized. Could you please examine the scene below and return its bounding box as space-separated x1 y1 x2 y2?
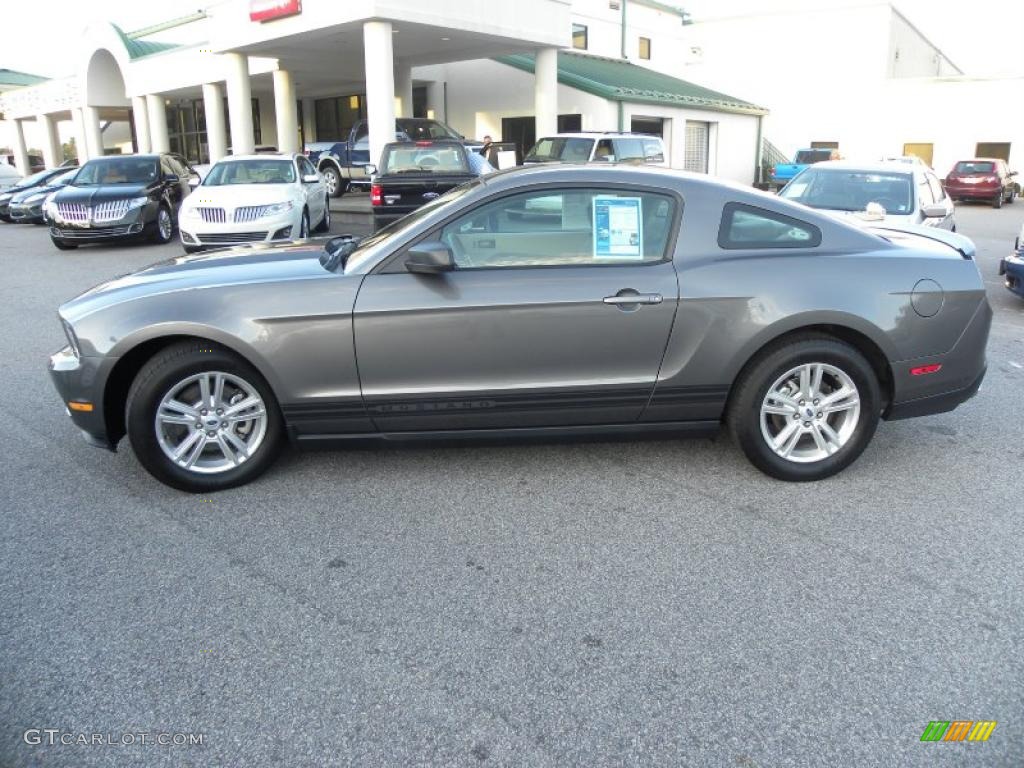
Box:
181 205 201 219
43 197 58 217
25 191 48 204
261 201 294 217
127 196 148 210
60 316 81 358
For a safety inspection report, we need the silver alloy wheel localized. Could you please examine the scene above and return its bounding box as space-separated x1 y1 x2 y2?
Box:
323 168 338 196
154 371 267 474
157 207 172 240
759 362 861 464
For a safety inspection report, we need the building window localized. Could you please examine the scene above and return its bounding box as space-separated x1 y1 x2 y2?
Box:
684 120 710 173
572 24 588 50
314 94 366 141
639 37 651 60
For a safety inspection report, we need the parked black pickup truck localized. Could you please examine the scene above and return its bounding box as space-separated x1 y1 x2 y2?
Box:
370 139 492 231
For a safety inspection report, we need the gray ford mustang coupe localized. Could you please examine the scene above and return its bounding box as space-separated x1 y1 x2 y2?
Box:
49 165 991 492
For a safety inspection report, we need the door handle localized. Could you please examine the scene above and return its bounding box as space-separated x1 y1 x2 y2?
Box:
603 291 663 306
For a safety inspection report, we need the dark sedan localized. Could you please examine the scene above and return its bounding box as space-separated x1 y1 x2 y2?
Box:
45 153 196 250
370 139 492 230
48 165 990 492
7 168 77 224
0 167 69 222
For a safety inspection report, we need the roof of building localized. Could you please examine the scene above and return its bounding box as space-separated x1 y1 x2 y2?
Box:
0 69 48 87
111 24 182 59
494 51 767 116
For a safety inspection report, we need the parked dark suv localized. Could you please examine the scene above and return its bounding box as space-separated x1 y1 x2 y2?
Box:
944 158 1017 208
46 153 197 250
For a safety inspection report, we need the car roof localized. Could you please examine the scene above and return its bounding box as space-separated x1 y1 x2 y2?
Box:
536 132 661 140
213 153 298 162
797 160 915 175
955 157 1003 163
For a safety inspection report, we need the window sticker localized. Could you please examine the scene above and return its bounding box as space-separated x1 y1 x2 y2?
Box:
593 196 643 259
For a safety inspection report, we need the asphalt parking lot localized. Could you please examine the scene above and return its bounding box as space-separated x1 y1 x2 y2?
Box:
1 204 1022 767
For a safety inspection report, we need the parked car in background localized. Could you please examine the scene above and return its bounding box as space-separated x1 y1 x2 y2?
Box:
0 167 69 222
0 163 23 191
48 164 990 492
882 155 931 167
370 139 492 231
770 148 838 190
999 222 1024 299
306 118 484 197
524 133 666 166
944 158 1017 208
179 153 329 252
44 153 197 250
3 153 45 174
8 168 77 224
780 160 954 230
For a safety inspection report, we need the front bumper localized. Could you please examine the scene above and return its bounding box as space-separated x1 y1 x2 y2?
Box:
49 206 150 243
999 253 1024 297
180 211 295 248
48 346 116 450
9 200 45 222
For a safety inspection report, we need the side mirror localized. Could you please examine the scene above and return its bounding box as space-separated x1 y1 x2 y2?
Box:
302 173 319 184
405 241 454 274
188 175 201 188
921 202 947 218
364 164 377 176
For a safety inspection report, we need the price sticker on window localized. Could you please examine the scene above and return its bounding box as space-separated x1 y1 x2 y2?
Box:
593 196 643 259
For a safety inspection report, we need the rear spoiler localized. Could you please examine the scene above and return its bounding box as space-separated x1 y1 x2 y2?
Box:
867 223 975 260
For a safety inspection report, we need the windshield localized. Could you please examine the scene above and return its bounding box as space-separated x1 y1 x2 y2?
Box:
795 149 833 164
343 180 482 272
73 157 159 186
19 169 58 187
398 120 461 140
780 168 914 214
203 159 296 185
954 161 995 174
526 137 595 163
381 145 468 174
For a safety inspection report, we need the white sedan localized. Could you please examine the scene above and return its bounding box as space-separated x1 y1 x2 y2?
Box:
179 153 329 252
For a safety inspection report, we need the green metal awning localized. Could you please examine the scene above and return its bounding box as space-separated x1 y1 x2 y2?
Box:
494 51 767 116
0 69 47 88
112 24 182 60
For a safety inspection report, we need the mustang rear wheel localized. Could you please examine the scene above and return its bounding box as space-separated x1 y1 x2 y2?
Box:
126 342 283 492
728 336 880 481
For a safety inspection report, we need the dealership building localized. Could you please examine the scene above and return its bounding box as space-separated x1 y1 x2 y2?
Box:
0 0 767 183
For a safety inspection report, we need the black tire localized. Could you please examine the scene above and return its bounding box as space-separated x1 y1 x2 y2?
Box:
51 237 77 250
299 208 310 239
314 197 331 233
321 165 348 198
727 335 881 482
151 204 174 243
125 341 284 492
1007 187 1015 204
993 190 1003 209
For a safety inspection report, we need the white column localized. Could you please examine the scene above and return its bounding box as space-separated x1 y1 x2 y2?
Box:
131 95 151 153
10 120 30 175
37 114 62 168
301 97 316 144
363 21 396 170
224 53 254 154
534 47 558 139
202 83 227 163
71 108 89 163
272 69 299 154
146 95 170 153
394 63 413 118
83 106 104 159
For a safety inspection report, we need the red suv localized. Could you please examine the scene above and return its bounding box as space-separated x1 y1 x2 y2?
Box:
945 158 1018 208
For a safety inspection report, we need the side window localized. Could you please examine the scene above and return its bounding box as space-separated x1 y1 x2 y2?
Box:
593 139 615 162
718 203 822 249
437 188 677 269
926 172 945 203
642 139 664 163
298 157 316 177
614 138 645 162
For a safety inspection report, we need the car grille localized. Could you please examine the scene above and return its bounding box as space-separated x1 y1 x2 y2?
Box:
196 206 226 223
196 231 267 244
56 203 89 222
52 225 137 239
92 199 133 223
233 205 270 223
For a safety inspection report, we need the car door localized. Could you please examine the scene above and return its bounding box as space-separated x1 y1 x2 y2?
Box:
924 171 953 229
298 156 325 222
352 185 681 432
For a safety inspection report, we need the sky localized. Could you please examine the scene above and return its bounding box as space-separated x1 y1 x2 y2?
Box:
3 0 1023 79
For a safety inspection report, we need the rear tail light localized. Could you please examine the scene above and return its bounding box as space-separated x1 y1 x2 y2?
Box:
985 176 998 183
370 184 382 206
415 140 433 147
910 363 942 376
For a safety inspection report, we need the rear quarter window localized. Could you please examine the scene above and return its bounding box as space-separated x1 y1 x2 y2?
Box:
718 202 822 249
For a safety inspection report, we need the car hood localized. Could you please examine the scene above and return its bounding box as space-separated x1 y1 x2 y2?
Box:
185 183 295 207
60 241 334 323
12 182 62 202
818 208 917 226
56 183 153 204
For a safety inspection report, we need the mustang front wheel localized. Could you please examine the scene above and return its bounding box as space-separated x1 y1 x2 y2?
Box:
126 342 283 492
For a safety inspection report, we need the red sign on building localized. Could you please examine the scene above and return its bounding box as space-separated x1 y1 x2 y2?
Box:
249 0 302 23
